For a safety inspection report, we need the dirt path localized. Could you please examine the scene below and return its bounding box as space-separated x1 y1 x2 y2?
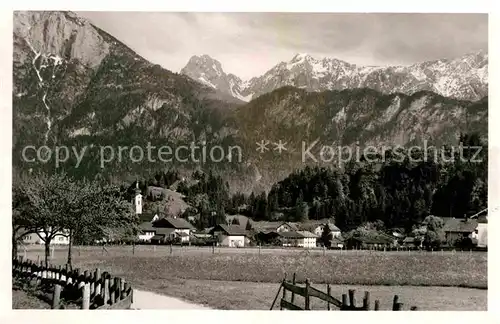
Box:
131 289 210 309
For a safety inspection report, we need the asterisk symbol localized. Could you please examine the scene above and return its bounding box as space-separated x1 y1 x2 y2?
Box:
273 140 288 154
256 140 270 153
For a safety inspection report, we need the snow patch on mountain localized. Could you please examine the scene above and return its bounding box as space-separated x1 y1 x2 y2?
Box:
198 75 216 89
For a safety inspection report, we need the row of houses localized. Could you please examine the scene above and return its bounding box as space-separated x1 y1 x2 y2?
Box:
18 184 488 249
19 212 488 249
136 215 341 248
21 229 70 245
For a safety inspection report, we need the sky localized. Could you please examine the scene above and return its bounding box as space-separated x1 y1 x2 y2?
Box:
78 12 488 80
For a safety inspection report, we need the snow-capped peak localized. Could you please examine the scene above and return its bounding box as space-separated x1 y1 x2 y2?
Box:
291 53 312 62
181 51 488 103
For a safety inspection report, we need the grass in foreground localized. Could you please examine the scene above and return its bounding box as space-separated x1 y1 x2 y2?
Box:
133 278 487 310
20 246 488 310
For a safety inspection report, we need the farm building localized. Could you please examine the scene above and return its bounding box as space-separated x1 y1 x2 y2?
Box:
441 217 478 246
252 221 297 233
21 228 70 245
298 219 341 238
401 237 421 248
138 222 157 242
254 231 281 245
251 221 299 245
210 224 247 247
329 237 344 249
153 217 195 243
278 231 318 248
475 214 487 248
138 217 195 243
150 228 177 244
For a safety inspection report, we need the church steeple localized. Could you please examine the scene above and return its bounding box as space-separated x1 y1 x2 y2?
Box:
134 180 142 215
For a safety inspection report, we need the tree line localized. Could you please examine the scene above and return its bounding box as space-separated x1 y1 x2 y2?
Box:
228 133 487 232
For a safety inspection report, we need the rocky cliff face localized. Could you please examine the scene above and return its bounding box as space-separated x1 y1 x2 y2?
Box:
181 52 488 102
13 11 241 181
13 11 488 192
180 55 251 102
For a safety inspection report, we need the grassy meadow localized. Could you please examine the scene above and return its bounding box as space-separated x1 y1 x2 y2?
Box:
18 245 487 310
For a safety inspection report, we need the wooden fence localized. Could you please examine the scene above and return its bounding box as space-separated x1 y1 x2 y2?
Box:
12 256 133 309
271 273 417 311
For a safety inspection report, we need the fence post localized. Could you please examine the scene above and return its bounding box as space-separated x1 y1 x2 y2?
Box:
109 276 116 304
392 295 399 311
52 284 62 309
65 265 71 286
342 294 348 309
29 261 36 286
41 262 47 283
304 279 310 310
259 244 261 256
103 274 110 305
114 277 120 301
374 300 380 310
363 291 370 310
170 244 173 255
348 289 356 309
77 269 84 290
95 269 101 298
212 243 215 254
290 273 296 304
327 284 331 311
89 271 95 297
132 243 135 255
82 283 90 309
124 282 129 297
120 278 125 300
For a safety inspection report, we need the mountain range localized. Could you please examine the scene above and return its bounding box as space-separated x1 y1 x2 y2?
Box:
181 51 488 102
12 11 488 192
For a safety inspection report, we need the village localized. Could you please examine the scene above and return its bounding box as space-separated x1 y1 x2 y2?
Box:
21 182 488 252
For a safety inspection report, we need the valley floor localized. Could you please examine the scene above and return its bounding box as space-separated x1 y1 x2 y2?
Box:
17 245 487 310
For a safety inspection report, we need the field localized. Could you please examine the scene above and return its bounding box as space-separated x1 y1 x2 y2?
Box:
18 245 488 310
